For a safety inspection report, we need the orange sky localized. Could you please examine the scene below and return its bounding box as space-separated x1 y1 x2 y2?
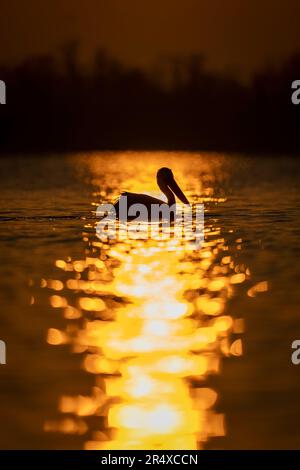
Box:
1 0 300 80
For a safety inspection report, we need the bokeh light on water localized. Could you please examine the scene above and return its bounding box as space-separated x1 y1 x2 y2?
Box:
44 152 248 449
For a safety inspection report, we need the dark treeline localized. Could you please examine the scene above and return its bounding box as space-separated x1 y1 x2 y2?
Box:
1 44 300 154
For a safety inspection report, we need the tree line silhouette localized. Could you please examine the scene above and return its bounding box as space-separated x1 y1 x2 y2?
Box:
0 43 300 154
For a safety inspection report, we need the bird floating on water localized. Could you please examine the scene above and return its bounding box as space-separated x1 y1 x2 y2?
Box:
114 167 189 221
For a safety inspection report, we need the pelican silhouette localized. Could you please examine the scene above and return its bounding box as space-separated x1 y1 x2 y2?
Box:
114 167 189 221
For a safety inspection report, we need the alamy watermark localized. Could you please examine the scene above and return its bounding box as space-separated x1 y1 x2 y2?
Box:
96 198 204 249
0 80 6 104
291 340 300 365
291 80 300 105
0 340 6 365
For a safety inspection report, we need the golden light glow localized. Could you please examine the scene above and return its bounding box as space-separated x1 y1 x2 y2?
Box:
44 152 249 450
247 281 268 297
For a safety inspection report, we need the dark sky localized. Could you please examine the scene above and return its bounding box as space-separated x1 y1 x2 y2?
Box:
1 0 300 80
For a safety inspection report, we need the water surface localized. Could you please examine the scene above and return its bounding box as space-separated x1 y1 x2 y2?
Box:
0 151 300 449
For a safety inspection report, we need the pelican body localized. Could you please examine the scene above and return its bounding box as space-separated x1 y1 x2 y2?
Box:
114 167 189 221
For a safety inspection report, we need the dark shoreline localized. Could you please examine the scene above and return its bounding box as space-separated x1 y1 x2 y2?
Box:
0 146 299 158
1 48 300 157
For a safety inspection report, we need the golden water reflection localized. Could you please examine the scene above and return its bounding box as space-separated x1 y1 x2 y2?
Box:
44 154 248 449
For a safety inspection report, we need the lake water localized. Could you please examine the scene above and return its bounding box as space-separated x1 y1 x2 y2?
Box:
0 151 300 449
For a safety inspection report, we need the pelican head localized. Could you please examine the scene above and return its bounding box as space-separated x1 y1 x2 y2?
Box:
157 167 189 205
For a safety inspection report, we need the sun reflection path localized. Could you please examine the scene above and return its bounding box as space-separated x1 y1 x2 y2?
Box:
44 213 248 449
44 155 249 449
